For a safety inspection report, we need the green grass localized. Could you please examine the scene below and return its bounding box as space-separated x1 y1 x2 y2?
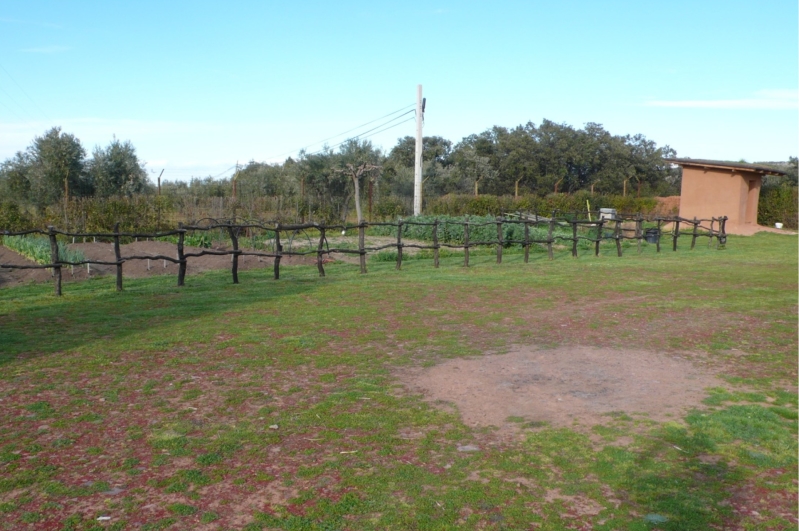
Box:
0 232 796 529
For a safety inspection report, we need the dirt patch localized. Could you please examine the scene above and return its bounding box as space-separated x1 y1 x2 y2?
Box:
402 345 723 429
0 246 55 287
0 240 319 288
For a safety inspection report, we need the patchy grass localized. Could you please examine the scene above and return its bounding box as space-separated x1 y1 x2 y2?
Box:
0 233 796 529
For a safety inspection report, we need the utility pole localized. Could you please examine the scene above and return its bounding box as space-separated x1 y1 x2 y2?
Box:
413 84 425 216
157 169 164 195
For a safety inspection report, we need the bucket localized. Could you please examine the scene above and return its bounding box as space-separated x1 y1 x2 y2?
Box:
775 222 784 229
644 228 660 244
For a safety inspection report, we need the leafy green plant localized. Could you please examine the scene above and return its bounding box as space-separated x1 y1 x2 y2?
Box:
3 235 86 265
368 215 590 249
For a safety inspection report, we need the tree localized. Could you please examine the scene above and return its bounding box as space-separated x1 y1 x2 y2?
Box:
88 137 149 197
335 139 383 222
27 127 88 207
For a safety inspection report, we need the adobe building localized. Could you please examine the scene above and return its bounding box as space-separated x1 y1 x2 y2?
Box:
665 158 786 234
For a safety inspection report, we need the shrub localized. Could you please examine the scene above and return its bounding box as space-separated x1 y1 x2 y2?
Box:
425 194 658 217
758 186 798 229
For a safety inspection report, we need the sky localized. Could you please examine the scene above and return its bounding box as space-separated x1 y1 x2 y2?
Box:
0 0 796 182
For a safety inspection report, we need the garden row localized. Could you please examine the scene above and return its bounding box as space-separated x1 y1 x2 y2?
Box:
1 212 728 296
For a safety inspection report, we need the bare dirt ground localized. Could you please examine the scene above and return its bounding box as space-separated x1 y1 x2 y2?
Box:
402 345 724 432
0 240 320 288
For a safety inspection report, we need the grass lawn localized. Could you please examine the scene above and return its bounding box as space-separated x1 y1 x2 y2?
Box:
0 234 796 530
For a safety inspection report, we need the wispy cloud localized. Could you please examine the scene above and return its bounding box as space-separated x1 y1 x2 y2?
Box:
646 89 797 110
20 45 71 54
0 17 62 29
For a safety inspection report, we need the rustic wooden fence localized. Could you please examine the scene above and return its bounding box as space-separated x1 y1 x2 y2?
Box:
1 213 727 296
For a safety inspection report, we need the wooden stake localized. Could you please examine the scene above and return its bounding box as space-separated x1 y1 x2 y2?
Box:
636 214 643 254
177 223 186 286
316 226 326 277
396 220 403 270
48 226 61 296
496 217 503 264
523 220 530 263
113 222 123 291
571 221 578 258
274 224 282 279
463 219 470 267
227 225 239 284
432 219 440 268
655 219 662 253
595 220 603 257
614 219 622 257
358 222 366 274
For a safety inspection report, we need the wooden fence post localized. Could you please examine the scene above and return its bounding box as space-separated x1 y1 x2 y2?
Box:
177 223 186 286
636 214 643 254
523 220 530 263
113 222 123 291
709 218 715 248
432 219 440 268
547 213 554 261
571 220 578 258
595 219 604 257
719 216 727 248
396 220 403 270
655 219 662 253
48 226 61 296
672 219 680 252
358 222 367 274
227 224 239 284
463 218 470 267
316 225 326 277
496 216 503 264
690 217 698 250
614 218 622 257
274 223 282 279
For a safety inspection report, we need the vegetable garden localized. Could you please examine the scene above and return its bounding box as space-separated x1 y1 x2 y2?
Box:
1 212 728 296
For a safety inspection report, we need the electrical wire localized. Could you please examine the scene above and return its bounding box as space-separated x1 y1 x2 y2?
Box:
303 111 415 157
0 63 51 122
0 82 37 123
265 103 415 160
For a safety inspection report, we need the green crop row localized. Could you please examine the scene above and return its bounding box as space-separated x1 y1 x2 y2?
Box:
3 235 86 265
368 215 595 249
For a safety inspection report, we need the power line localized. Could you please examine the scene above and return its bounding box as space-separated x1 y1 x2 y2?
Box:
266 103 415 160
0 63 51 122
304 110 415 157
0 82 37 123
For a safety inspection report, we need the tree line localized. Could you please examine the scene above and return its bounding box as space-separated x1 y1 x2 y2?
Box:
2 121 795 225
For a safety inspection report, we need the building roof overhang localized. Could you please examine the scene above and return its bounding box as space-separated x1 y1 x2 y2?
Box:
664 158 787 177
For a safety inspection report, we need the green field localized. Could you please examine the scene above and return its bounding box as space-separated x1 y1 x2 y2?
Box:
0 234 796 530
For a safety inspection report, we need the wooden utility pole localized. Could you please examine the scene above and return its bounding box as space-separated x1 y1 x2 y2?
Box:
157 169 164 195
413 85 425 216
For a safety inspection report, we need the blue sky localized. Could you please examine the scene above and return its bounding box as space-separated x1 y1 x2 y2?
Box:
1 1 796 182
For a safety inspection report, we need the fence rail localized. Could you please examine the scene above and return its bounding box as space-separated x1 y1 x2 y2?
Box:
1 212 728 296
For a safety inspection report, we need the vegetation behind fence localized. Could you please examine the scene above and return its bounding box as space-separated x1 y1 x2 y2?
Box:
1 212 728 296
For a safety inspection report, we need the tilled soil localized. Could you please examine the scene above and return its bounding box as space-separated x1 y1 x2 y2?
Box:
403 345 723 430
0 241 319 288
